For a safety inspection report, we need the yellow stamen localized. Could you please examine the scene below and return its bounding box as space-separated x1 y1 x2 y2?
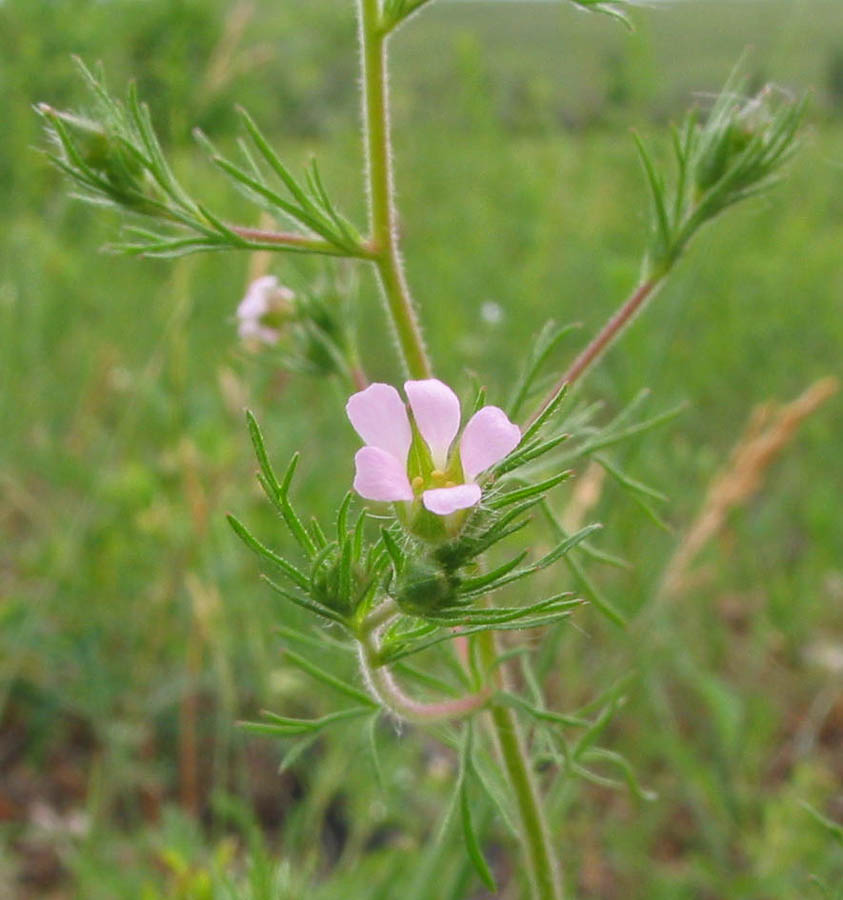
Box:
445 481 456 488
431 469 446 484
411 476 424 493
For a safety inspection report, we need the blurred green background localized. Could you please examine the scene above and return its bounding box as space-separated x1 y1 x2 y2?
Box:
2 0 842 897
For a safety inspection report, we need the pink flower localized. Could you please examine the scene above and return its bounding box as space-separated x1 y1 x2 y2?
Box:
236 275 294 346
346 379 521 516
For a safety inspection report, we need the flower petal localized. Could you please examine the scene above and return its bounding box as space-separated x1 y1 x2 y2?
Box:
346 383 413 466
405 379 461 469
422 483 481 516
353 447 414 502
460 406 521 481
238 318 280 345
237 275 277 320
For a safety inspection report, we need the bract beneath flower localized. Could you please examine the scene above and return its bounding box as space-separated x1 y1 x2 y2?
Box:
345 379 520 521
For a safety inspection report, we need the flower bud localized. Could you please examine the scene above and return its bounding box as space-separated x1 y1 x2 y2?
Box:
38 104 159 215
694 86 778 193
394 558 461 617
311 565 345 616
311 551 363 619
294 290 353 379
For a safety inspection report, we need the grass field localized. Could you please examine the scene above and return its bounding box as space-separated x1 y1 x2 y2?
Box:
2 0 842 897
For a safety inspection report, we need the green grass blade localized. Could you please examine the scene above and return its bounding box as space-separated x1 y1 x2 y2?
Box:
459 725 497 891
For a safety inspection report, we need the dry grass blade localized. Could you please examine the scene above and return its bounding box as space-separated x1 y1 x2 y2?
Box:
200 1 264 100
658 376 838 602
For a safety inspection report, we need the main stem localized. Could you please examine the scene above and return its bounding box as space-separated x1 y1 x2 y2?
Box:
357 4 560 893
478 630 564 900
358 0 432 380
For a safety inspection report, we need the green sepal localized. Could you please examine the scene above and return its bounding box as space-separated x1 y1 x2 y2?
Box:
380 527 406 575
394 557 462 617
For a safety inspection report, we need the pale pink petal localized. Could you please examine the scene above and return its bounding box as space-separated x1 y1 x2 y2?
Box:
405 379 461 469
238 318 280 345
422 483 482 516
236 276 294 346
237 275 277 321
353 447 414 502
460 406 521 481
346 383 412 466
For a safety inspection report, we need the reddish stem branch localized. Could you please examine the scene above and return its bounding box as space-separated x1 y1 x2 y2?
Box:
230 225 374 257
230 225 324 247
562 279 659 386
350 366 369 391
361 650 491 723
357 609 490 724
527 278 661 427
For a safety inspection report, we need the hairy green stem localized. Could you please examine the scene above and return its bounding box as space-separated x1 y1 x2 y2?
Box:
357 3 558 892
360 597 400 634
358 0 432 380
477 630 564 900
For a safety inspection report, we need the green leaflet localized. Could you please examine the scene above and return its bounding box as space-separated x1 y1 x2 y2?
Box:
239 705 371 737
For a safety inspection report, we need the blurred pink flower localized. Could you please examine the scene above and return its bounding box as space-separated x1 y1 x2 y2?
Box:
346 379 520 516
236 275 294 346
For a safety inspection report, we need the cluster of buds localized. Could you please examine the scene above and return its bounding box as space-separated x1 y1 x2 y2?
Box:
636 73 804 277
692 83 799 196
37 103 164 218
